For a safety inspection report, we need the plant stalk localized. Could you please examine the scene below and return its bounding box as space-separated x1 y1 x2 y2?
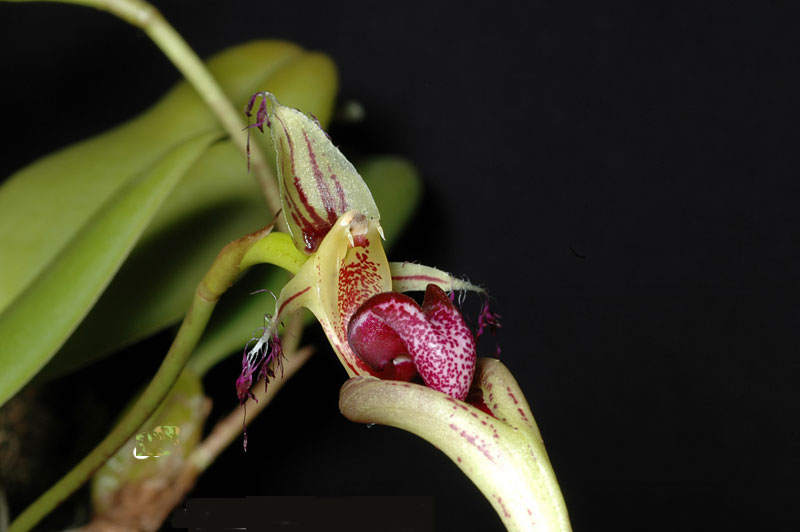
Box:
8 225 277 532
4 0 283 222
8 294 214 532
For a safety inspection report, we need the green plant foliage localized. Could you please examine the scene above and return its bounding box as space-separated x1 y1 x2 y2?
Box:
39 140 276 381
0 132 218 408
0 40 338 406
0 40 333 313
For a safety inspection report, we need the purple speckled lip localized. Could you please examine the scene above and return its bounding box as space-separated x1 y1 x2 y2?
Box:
347 284 477 400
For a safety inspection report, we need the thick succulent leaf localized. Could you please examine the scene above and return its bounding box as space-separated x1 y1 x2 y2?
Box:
29 49 338 382
35 142 270 382
0 132 218 408
0 40 321 313
339 358 572 532
267 95 381 253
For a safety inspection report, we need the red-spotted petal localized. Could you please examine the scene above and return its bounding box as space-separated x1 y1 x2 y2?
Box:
240 212 392 392
347 285 476 400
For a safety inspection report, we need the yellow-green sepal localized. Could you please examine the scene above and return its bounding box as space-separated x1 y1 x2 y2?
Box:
264 94 381 253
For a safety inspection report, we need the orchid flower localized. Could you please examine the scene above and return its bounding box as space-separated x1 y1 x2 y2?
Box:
237 92 487 404
238 93 572 532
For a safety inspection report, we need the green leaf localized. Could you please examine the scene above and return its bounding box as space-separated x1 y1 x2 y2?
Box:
37 141 271 381
0 132 218 408
15 43 338 382
0 40 335 313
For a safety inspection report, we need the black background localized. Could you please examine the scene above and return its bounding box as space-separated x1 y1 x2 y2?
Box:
1 1 799 531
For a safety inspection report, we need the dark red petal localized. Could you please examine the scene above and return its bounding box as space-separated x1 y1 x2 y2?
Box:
348 293 418 382
347 286 477 399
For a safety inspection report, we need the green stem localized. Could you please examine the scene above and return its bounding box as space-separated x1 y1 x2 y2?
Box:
8 295 214 532
8 225 277 532
186 231 309 376
5 0 283 222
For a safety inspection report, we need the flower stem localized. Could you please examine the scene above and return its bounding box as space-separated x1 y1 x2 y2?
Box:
4 0 283 221
8 225 277 532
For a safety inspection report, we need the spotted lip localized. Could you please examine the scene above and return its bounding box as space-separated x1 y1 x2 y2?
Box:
347 284 477 400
